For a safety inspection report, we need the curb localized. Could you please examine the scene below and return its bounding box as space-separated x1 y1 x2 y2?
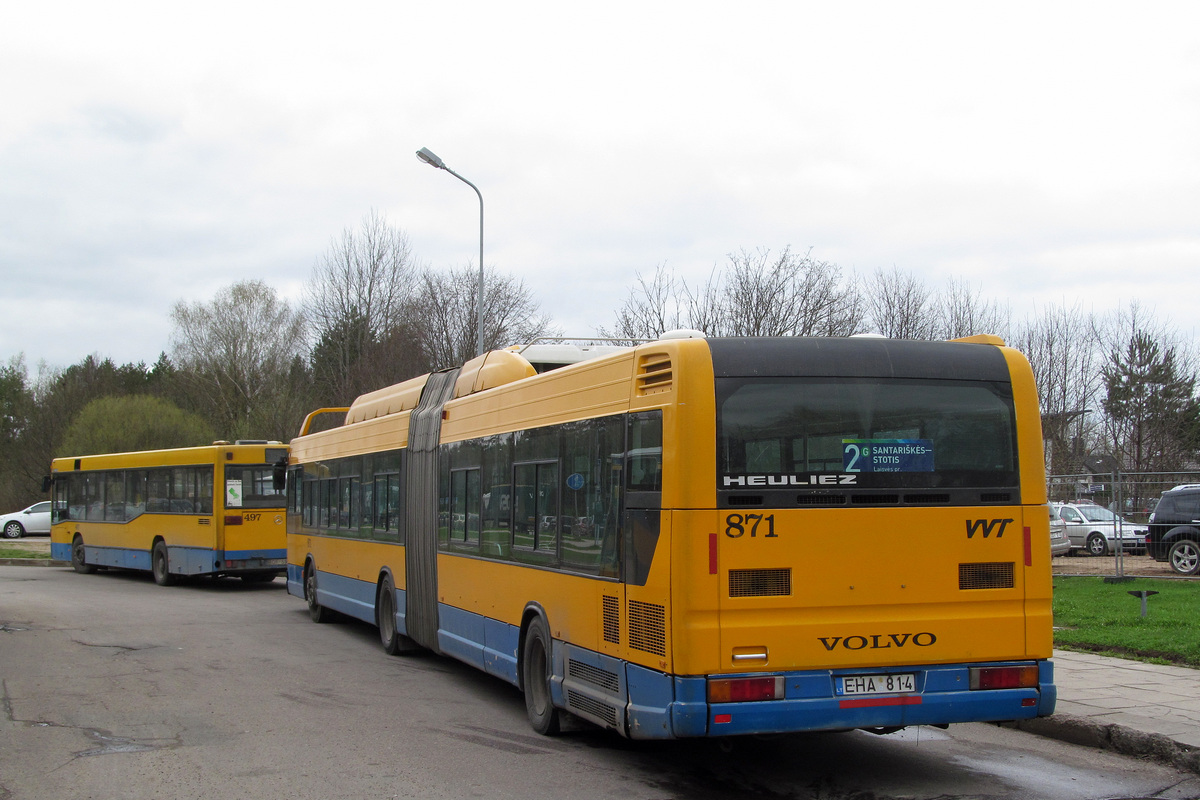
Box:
0 558 68 567
1008 714 1200 775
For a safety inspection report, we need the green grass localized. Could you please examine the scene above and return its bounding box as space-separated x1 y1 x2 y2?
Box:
0 545 52 559
1054 576 1200 667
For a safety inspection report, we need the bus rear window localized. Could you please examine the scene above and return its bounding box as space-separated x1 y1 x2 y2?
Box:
225 466 287 509
717 378 1018 493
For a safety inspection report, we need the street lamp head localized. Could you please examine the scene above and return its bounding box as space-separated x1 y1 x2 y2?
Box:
416 147 446 170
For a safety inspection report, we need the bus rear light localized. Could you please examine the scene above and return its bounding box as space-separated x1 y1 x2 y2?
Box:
224 515 243 525
708 676 785 703
969 665 1039 690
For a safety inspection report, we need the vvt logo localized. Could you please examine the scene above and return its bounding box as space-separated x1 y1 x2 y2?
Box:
965 518 1015 538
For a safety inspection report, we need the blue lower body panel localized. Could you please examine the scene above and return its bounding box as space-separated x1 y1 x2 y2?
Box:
314 570 377 623
281 586 1057 740
428 603 1055 739
438 604 520 685
637 660 1056 739
66 542 284 577
287 563 411 637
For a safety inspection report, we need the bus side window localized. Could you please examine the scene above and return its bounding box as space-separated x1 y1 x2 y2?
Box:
627 412 663 494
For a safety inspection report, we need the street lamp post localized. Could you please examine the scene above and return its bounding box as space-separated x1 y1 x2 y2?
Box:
416 147 485 357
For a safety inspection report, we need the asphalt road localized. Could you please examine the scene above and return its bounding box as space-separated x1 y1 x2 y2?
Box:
3 566 1199 800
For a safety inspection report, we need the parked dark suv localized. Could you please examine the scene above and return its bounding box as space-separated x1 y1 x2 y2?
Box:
1147 484 1200 575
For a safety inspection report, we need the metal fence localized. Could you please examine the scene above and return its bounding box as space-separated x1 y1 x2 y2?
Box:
1048 471 1200 524
1048 470 1200 578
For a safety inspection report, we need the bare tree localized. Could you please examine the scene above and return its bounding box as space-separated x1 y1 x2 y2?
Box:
599 249 863 340
863 267 938 339
935 276 1011 340
717 248 862 337
1012 302 1102 476
599 263 684 342
306 210 421 403
170 280 308 441
413 265 555 370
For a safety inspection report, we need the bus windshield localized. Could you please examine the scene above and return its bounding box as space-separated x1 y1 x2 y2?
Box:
717 377 1018 491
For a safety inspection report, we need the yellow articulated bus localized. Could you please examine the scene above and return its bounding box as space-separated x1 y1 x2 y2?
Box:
287 334 1056 739
50 442 289 585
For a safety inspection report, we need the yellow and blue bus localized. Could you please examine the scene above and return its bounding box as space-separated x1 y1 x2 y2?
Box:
286 334 1055 738
50 442 289 585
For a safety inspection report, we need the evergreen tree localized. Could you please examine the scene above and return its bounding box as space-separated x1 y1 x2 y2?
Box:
1102 331 1199 474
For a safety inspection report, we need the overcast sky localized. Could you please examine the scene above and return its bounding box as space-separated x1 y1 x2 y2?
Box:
3 1 1198 374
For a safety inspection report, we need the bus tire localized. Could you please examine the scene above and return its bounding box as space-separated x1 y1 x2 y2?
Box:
71 535 96 574
152 541 176 586
521 615 561 735
305 561 332 623
376 578 405 652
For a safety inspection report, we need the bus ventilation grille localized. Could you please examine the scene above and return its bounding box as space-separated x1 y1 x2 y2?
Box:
980 492 1013 503
903 493 951 504
852 494 900 505
796 494 846 506
959 562 1015 590
568 659 620 693
602 595 620 645
198 518 211 526
628 600 667 657
567 690 620 727
635 354 673 396
729 568 792 597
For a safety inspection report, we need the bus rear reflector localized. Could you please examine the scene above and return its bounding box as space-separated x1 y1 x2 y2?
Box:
707 676 785 703
969 665 1039 690
224 515 243 525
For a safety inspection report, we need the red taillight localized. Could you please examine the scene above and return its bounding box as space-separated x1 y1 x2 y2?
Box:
224 515 243 525
969 666 1039 690
707 676 785 703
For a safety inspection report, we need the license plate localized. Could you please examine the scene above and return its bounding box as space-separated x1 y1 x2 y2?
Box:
837 673 916 696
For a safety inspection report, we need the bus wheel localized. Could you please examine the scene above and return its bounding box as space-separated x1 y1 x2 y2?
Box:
377 576 419 655
152 541 176 586
521 616 561 735
305 562 331 623
71 536 96 574
378 575 400 653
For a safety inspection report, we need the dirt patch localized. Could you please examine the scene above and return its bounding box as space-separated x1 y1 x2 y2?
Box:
1053 551 1184 578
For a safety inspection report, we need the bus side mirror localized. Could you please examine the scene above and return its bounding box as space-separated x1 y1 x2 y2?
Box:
41 475 52 493
272 459 287 492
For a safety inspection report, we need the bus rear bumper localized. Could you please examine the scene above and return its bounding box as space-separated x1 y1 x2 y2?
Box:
630 660 1056 739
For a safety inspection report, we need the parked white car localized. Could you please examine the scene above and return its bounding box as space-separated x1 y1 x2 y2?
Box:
0 501 52 539
1050 501 1147 556
1049 506 1070 557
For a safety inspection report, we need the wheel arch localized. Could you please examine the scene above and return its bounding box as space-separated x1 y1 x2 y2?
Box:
517 602 551 693
1163 525 1200 544
375 568 398 623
